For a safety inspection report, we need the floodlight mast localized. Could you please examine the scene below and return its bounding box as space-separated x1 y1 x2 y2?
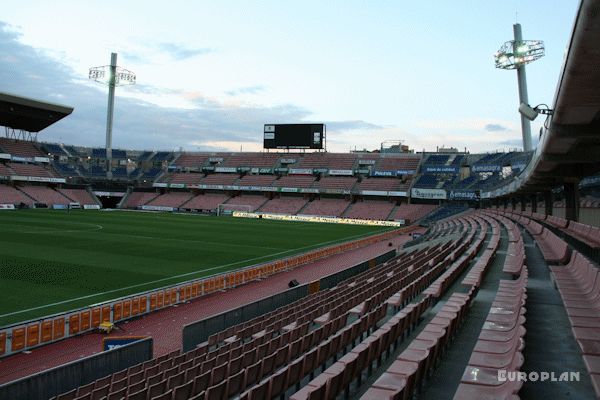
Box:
494 23 545 152
89 53 136 179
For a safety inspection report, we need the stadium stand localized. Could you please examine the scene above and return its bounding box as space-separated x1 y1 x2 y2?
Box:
200 173 240 186
183 193 230 211
355 178 408 192
300 198 351 217
57 188 98 206
0 138 45 157
259 196 308 214
390 203 437 223
18 185 71 205
122 191 159 208
313 176 357 190
344 200 395 220
0 184 32 205
166 173 203 186
7 162 57 178
224 195 269 212
236 174 277 187
273 175 316 188
222 153 280 168
146 192 194 208
173 153 210 169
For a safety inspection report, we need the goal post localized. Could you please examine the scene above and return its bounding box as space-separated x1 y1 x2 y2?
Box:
216 203 252 216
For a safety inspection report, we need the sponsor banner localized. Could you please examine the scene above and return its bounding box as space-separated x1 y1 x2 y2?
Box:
53 204 68 209
329 169 353 176
449 190 480 201
152 183 168 188
93 191 126 197
215 167 237 173
275 168 288 173
360 190 389 196
396 170 416 175
84 204 101 210
233 211 403 227
358 159 376 165
202 166 215 171
480 191 492 199
512 163 526 171
250 168 259 174
34 156 50 163
0 175 8 181
472 164 502 172
209 157 223 163
411 188 447 199
423 165 459 174
102 336 146 352
388 191 408 197
259 168 273 174
355 169 370 174
371 170 395 177
288 168 313 175
280 187 300 193
280 158 296 164
313 168 329 174
296 188 318 194
141 205 175 212
0 153 10 160
169 183 186 189
0 203 15 210
11 175 66 183
264 132 275 139
11 156 35 162
237 167 251 172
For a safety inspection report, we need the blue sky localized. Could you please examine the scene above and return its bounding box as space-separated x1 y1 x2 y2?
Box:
0 0 579 153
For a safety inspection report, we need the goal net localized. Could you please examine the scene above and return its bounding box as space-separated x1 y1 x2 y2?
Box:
216 203 252 216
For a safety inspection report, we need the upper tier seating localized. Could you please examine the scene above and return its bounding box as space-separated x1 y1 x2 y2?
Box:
200 174 240 186
0 184 32 205
222 153 280 168
313 177 357 190
8 163 56 178
376 156 420 171
259 197 308 214
174 154 210 168
299 198 351 217
236 174 277 187
355 178 408 192
0 163 12 176
273 175 316 188
0 138 44 157
343 200 395 220
183 193 230 210
168 173 203 185
18 186 71 205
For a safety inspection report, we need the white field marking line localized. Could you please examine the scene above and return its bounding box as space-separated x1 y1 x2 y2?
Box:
0 229 391 318
20 223 104 234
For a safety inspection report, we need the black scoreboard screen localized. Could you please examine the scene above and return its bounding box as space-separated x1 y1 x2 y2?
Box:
263 124 325 149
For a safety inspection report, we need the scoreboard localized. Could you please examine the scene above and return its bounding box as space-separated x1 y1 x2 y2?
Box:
263 124 325 149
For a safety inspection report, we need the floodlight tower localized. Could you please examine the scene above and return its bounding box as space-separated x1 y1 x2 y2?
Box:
494 24 544 152
89 53 136 179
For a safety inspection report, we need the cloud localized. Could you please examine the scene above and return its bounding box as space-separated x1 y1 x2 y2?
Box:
156 42 213 60
485 123 508 132
326 120 384 131
226 85 266 96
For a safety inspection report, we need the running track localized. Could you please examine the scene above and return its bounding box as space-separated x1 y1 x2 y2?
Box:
0 230 420 384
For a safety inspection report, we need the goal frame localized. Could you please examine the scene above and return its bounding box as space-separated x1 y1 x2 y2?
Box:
216 203 252 216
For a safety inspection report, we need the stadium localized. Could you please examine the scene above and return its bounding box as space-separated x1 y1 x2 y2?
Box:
1 1 600 399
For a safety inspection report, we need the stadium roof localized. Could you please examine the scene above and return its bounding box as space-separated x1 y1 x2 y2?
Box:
0 92 74 133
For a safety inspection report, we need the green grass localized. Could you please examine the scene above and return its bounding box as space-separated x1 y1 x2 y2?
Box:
0 210 391 326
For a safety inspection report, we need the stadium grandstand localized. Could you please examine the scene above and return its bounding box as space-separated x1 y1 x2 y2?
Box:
1 1 600 400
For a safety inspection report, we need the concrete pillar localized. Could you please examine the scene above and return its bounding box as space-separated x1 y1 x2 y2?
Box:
520 195 527 212
564 181 580 222
531 193 538 213
544 191 553 216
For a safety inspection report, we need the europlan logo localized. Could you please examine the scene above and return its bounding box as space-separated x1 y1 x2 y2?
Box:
498 370 581 382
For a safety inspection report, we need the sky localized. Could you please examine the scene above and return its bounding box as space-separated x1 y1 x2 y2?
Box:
0 0 580 154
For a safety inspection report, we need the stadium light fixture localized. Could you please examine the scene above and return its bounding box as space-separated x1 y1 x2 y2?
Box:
494 24 544 152
89 53 136 179
518 103 554 121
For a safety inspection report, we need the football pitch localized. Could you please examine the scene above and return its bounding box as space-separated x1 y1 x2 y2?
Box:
0 210 392 326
